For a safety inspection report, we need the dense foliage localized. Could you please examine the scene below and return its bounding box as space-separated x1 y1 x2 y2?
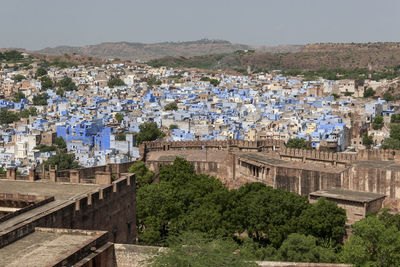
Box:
340 211 400 266
108 77 126 88
362 133 374 149
58 77 77 91
32 93 49 105
286 138 309 149
0 50 23 61
137 158 346 264
40 76 53 90
372 115 384 130
363 87 376 98
128 161 155 187
135 122 165 146
382 120 400 149
12 91 25 102
164 102 178 111
42 151 80 171
0 109 20 124
200 76 220 86
35 67 47 77
115 113 124 123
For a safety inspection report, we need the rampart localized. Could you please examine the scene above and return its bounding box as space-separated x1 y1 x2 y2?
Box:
0 175 136 249
141 139 400 201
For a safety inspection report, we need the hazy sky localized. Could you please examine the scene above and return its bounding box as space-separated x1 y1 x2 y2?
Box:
1 0 399 50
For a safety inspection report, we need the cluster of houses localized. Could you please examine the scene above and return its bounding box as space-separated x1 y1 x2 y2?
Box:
0 57 399 173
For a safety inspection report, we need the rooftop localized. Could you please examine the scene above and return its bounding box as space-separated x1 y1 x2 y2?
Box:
0 179 101 233
310 188 386 203
0 228 107 267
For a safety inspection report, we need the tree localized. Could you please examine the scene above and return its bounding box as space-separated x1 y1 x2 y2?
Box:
276 233 337 263
13 74 25 82
164 102 178 111
40 76 53 90
35 144 56 153
296 198 346 246
341 216 400 266
148 232 255 267
383 92 396 102
147 77 162 86
362 133 374 149
12 91 25 102
108 77 125 88
136 122 165 146
231 182 309 248
364 87 376 98
391 114 400 123
169 124 179 130
54 136 66 149
32 93 49 105
286 138 309 150
116 133 126 141
42 152 80 171
58 77 77 91
372 115 384 130
20 107 37 118
35 67 47 77
128 161 154 187
0 109 20 124
115 113 124 123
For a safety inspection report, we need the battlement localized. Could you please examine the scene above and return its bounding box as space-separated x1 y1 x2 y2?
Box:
141 139 400 164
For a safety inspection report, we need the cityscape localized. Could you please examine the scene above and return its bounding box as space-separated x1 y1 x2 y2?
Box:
1 0 400 266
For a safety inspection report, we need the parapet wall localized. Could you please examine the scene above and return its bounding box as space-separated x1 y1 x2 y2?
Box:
141 139 400 164
0 175 136 249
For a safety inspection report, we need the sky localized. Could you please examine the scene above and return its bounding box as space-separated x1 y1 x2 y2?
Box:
1 0 399 50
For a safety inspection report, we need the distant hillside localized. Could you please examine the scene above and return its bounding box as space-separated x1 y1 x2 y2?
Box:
36 39 301 61
148 42 400 72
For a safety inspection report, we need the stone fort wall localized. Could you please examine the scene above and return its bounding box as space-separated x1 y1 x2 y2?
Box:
140 140 400 200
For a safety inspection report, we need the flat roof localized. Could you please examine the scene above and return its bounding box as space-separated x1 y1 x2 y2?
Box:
238 152 346 173
310 188 386 203
0 179 101 233
0 228 106 267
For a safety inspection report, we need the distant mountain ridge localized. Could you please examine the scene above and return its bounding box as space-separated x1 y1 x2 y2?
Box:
36 39 302 61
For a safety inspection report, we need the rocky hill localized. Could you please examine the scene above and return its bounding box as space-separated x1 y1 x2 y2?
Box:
36 39 301 62
148 42 400 72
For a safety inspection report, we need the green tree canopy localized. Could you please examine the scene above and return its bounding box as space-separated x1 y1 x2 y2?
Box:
364 87 376 98
391 114 400 123
296 198 346 246
372 115 384 130
341 216 400 266
286 138 309 150
136 122 165 146
169 124 178 130
42 152 80 171
32 93 49 105
108 77 126 88
0 109 20 124
54 136 66 149
276 233 337 263
12 91 25 102
20 107 38 118
362 133 374 149
115 113 124 123
13 74 25 82
148 231 255 267
128 161 154 187
164 102 178 111
58 77 77 91
35 67 47 77
40 76 53 90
